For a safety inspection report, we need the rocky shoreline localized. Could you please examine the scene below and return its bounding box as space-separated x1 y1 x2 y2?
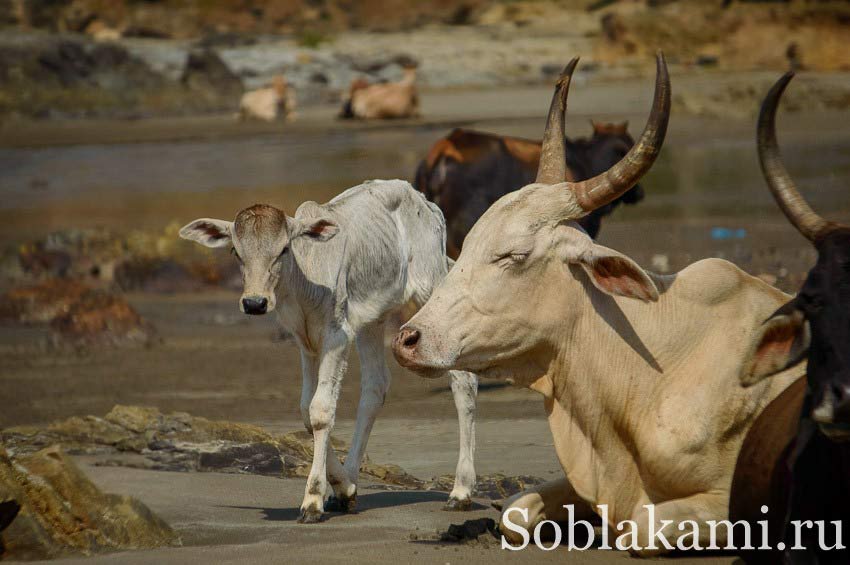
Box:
2 1 848 120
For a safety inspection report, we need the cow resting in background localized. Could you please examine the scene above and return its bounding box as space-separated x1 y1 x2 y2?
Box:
238 75 296 122
339 66 419 120
393 53 801 555
730 72 850 564
414 122 643 258
179 180 478 522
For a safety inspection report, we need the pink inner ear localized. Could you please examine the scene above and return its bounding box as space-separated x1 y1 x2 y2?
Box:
590 257 655 301
751 320 798 375
307 220 335 237
199 223 227 240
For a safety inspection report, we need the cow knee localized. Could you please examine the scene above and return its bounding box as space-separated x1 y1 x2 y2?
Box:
309 397 335 431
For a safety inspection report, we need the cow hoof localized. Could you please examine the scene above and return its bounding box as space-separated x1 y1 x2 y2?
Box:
443 497 473 511
297 508 324 524
325 493 357 513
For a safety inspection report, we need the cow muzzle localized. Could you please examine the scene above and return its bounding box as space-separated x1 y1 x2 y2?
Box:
241 295 268 315
392 326 447 378
813 383 850 440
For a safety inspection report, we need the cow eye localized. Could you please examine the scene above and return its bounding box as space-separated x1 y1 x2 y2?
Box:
494 251 529 266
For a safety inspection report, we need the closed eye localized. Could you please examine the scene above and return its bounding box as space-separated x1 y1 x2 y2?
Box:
493 251 530 266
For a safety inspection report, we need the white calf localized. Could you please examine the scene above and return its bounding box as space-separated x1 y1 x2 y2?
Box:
180 179 477 522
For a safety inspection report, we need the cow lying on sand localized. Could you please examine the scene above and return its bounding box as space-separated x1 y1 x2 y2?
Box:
180 181 478 522
730 72 850 564
238 75 296 122
339 66 419 120
414 123 643 258
394 53 801 555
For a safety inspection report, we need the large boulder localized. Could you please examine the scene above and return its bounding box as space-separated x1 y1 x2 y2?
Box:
0 445 177 560
0 279 157 348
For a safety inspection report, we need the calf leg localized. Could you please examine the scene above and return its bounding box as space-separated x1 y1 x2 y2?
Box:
329 322 390 513
445 370 478 510
298 328 351 523
299 349 352 505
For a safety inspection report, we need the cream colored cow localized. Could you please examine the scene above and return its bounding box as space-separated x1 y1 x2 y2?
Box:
237 75 296 122
393 53 801 555
340 67 419 120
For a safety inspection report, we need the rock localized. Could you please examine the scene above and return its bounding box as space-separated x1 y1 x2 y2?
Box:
0 279 90 323
439 518 497 545
114 257 204 293
0 446 176 560
180 48 243 106
1 406 422 487
49 288 157 348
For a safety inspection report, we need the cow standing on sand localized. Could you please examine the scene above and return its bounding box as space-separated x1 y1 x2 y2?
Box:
414 123 644 258
730 72 850 564
179 181 478 522
393 53 801 555
238 75 296 122
339 66 420 120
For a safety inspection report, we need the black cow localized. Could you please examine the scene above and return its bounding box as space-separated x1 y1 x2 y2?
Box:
413 122 644 258
730 72 850 564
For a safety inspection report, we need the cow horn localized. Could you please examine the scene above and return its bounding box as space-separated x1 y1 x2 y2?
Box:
571 51 670 212
536 57 580 184
758 72 834 241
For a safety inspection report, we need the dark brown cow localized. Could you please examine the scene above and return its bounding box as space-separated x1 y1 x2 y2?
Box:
730 72 850 564
413 122 644 258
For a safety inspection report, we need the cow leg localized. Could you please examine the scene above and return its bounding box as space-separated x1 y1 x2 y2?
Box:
330 322 390 513
499 477 596 546
298 328 352 523
444 370 478 511
629 492 727 557
299 349 352 508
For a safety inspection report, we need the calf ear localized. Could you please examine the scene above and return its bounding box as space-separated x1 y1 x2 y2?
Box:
742 301 810 386
179 219 233 248
298 218 339 242
568 241 659 302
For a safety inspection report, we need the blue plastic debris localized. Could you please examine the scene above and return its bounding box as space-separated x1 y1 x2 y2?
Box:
710 227 747 240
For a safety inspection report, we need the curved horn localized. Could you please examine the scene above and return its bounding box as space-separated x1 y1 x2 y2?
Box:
758 72 833 241
536 57 580 184
571 51 671 212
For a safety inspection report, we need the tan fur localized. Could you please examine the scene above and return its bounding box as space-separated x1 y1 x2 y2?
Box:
348 68 419 120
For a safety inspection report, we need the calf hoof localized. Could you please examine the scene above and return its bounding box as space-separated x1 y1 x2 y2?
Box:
443 497 473 511
297 507 324 524
325 493 357 513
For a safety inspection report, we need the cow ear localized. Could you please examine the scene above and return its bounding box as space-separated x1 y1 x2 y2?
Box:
179 218 233 248
567 240 659 302
742 301 810 386
298 218 339 242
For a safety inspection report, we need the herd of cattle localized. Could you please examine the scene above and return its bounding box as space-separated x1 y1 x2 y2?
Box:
181 51 849 563
238 64 421 122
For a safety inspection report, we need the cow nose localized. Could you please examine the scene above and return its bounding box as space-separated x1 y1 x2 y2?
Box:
392 327 421 366
242 297 268 315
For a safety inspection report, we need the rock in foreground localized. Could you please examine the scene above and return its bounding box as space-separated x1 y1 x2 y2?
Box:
0 445 176 560
2 406 546 501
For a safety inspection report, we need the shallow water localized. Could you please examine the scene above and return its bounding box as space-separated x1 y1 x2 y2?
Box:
1 110 849 245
